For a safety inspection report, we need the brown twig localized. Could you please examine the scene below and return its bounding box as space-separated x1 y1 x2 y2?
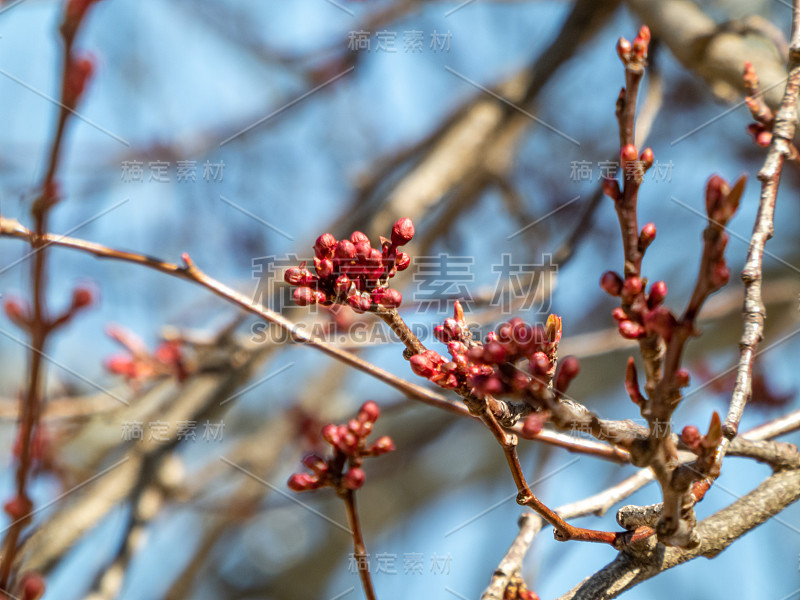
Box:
341 490 377 600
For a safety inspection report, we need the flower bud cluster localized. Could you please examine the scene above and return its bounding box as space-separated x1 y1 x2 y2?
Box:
411 308 580 409
288 401 395 493
284 218 414 313
602 269 674 342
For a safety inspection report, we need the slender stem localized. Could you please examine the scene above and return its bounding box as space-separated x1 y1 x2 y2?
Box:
341 490 377 600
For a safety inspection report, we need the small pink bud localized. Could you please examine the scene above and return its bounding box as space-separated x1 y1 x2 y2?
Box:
555 356 579 392
602 178 621 201
71 286 94 309
354 241 372 263
64 55 94 105
600 271 623 296
378 288 402 308
19 572 45 600
410 353 437 378
639 222 656 251
321 423 339 445
711 262 730 288
522 412 548 437
302 454 328 474
288 473 318 492
621 276 643 299
4 298 29 327
616 37 632 61
681 425 701 448
370 435 395 455
640 148 654 168
284 267 304 286
620 144 638 164
705 175 730 219
314 257 334 278
675 369 690 387
618 320 646 339
395 251 411 271
359 400 380 423
293 286 317 306
4 495 32 520
314 233 337 259
643 306 676 341
529 352 550 374
334 275 351 297
350 231 370 244
625 356 644 405
391 217 415 246
335 239 357 260
483 341 507 364
611 307 627 322
343 467 366 490
647 281 667 308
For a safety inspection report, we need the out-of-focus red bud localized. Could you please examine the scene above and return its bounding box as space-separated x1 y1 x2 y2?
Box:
359 400 380 423
621 276 643 299
321 423 339 445
647 281 667 308
529 352 550 375
4 297 30 327
410 353 437 378
675 369 690 388
287 473 319 492
64 55 94 105
618 320 646 339
4 495 32 521
350 231 370 244
643 306 676 341
616 37 631 62
19 572 46 600
284 267 304 286
343 467 365 490
522 412 549 437
611 307 627 322
555 356 580 393
370 435 395 455
600 271 623 296
378 288 402 308
71 286 94 309
391 218 415 247
711 262 730 288
302 454 328 474
602 177 621 201
705 175 730 219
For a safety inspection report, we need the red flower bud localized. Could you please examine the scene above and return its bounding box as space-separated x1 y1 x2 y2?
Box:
643 306 676 341
359 400 380 423
640 147 654 169
680 425 701 448
71 286 94 309
391 217 415 246
314 257 334 278
675 369 690 388
314 233 337 259
647 281 667 308
529 352 550 375
555 356 579 393
64 55 94 105
625 356 644 405
284 267 304 286
321 423 339 445
639 222 656 251
343 467 366 490
620 144 638 164
302 454 328 474
4 495 32 521
19 572 46 600
370 436 395 455
293 286 317 306
288 473 319 492
705 175 730 219
410 353 437 378
4 297 29 327
711 262 730 288
378 288 402 308
618 320 646 339
621 276 643 299
335 239 357 260
482 341 507 364
611 307 627 322
334 275 351 297
522 412 548 437
350 231 370 244
395 251 411 271
354 241 372 263
600 271 623 296
602 178 621 201
616 36 631 60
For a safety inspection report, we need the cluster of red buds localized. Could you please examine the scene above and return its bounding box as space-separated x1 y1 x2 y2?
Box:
410 304 580 405
616 25 650 67
104 325 189 384
288 401 395 493
599 266 674 343
284 218 415 313
4 285 94 332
